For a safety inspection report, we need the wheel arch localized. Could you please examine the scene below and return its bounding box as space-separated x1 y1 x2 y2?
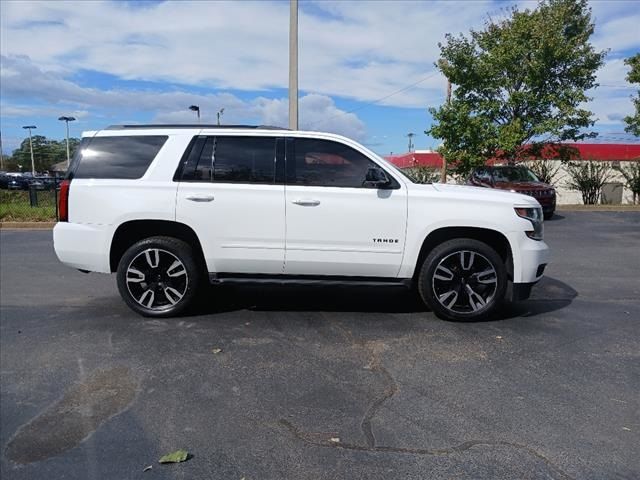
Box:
412 226 513 280
110 220 206 273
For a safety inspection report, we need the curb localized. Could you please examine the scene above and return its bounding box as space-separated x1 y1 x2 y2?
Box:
0 222 56 230
557 205 640 212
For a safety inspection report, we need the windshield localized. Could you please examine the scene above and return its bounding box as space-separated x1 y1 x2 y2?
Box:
492 166 539 182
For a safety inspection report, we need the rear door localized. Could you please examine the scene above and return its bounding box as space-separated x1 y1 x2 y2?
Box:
283 137 408 277
175 134 285 274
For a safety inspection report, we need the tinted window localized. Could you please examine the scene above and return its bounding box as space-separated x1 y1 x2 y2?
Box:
289 138 377 188
73 136 167 179
192 137 214 181
189 136 275 183
214 136 275 183
474 167 492 183
492 167 539 182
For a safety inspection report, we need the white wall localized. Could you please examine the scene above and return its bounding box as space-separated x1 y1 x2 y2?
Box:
526 160 636 205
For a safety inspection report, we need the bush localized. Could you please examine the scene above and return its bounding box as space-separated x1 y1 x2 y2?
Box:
401 166 441 184
615 161 640 204
526 159 561 185
564 161 613 205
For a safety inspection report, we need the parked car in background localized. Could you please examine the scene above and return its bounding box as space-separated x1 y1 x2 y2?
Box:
468 166 556 219
6 174 30 190
28 179 46 190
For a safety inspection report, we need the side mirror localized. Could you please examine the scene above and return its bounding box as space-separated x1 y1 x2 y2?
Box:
363 167 392 189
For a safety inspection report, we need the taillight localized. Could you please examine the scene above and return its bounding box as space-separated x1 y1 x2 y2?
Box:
58 180 70 222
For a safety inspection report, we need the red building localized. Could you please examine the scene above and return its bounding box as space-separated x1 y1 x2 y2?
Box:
385 144 640 168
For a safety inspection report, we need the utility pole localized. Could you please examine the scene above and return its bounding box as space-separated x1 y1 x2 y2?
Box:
439 77 452 184
58 116 76 168
406 132 415 152
217 108 225 126
22 125 37 175
289 0 299 130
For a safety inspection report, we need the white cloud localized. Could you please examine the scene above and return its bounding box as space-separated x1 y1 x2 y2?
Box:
0 0 503 108
593 13 640 54
1 55 366 140
0 104 89 119
588 58 636 125
0 0 638 137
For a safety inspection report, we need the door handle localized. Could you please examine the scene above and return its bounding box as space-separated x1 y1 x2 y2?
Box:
186 195 215 202
292 199 320 206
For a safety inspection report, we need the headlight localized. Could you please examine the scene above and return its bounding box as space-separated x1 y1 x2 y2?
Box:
515 207 543 240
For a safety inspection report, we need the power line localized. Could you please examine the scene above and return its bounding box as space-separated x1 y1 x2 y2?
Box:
598 84 636 89
308 71 441 128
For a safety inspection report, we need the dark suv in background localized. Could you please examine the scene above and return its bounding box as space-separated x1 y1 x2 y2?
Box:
468 165 556 219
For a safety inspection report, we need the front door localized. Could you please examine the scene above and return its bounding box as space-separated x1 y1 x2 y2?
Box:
176 134 285 274
284 137 408 277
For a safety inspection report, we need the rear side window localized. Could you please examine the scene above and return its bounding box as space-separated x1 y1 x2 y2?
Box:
73 136 167 179
187 136 275 184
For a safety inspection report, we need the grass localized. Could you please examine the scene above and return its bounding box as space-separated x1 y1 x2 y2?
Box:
0 190 57 222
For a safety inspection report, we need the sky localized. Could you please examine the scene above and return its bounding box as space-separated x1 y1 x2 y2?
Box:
1 0 639 157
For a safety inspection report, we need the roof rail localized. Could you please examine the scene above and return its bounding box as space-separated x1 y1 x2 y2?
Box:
105 124 290 130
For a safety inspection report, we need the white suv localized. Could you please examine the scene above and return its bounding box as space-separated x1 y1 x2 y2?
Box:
53 125 549 321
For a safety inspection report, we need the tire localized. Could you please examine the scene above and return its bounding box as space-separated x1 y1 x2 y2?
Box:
418 238 507 321
544 211 554 220
116 236 201 317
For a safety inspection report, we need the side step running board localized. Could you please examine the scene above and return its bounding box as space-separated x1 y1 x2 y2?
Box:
209 273 412 289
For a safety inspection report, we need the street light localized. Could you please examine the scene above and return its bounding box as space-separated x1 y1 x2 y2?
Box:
22 125 37 175
189 105 200 123
217 108 225 126
58 116 76 168
406 132 415 152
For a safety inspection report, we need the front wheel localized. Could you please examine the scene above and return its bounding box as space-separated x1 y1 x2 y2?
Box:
418 238 507 321
116 236 201 317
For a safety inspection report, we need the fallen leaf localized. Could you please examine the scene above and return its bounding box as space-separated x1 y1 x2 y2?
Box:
143 465 152 472
212 348 222 354
159 449 189 464
329 437 340 443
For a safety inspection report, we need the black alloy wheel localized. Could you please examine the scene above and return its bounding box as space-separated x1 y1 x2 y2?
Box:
418 238 507 321
116 236 200 317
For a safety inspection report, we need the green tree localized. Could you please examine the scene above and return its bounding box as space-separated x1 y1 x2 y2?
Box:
427 0 606 176
623 53 640 136
8 136 80 173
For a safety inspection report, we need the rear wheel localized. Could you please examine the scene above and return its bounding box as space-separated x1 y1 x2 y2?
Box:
116 236 201 317
544 211 554 220
418 238 507 321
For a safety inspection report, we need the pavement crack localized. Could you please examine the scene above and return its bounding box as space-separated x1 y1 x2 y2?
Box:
360 345 398 448
278 419 575 480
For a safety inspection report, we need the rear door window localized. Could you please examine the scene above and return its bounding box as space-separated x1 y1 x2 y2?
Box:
187 136 276 184
73 136 167 179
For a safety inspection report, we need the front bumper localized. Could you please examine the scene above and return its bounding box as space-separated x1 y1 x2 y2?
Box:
506 231 550 284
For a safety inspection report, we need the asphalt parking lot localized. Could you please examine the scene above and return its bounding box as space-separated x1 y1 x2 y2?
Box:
1 211 639 480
